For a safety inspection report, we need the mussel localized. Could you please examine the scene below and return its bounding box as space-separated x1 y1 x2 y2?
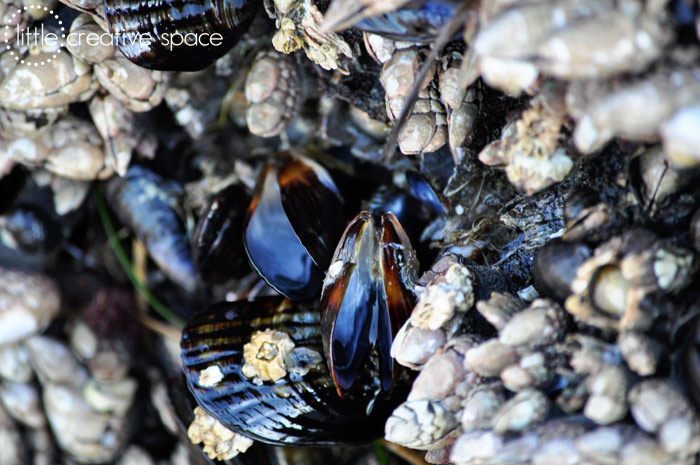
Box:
321 211 418 398
105 165 196 292
353 0 460 42
0 204 62 254
192 184 251 283
180 296 406 445
406 170 448 215
105 0 259 71
244 153 345 301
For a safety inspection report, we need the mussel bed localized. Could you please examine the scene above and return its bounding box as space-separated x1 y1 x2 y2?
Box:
2 0 700 464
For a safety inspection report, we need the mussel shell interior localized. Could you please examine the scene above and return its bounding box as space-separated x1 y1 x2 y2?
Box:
321 212 416 397
277 155 345 270
244 165 325 300
180 297 401 446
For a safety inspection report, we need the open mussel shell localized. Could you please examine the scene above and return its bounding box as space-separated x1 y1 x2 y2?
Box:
181 296 403 446
244 153 345 301
321 211 417 398
192 184 251 283
105 0 259 71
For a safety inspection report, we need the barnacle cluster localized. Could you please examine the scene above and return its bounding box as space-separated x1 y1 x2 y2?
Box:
187 406 254 460
2 0 700 463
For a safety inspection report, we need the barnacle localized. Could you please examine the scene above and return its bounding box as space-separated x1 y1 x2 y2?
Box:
188 407 254 461
241 329 296 384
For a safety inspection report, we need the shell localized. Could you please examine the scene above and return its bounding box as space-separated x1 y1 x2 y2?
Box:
533 239 592 302
321 211 418 398
105 165 196 293
180 296 405 446
354 0 457 43
105 0 259 71
406 170 448 215
244 152 345 300
191 184 251 283
245 50 302 138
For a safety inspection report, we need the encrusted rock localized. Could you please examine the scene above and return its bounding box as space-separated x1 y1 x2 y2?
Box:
478 81 573 195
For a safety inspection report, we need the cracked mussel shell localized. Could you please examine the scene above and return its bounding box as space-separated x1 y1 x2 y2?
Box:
321 211 418 398
244 152 345 301
181 296 406 446
105 0 259 71
192 183 251 283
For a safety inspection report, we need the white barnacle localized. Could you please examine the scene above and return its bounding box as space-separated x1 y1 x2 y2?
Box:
410 264 474 330
272 17 303 54
188 406 253 461
652 248 694 293
241 329 296 384
385 399 458 449
198 365 224 388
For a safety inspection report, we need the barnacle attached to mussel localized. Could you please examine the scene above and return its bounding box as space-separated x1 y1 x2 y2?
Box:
244 152 345 301
181 296 407 446
321 211 418 398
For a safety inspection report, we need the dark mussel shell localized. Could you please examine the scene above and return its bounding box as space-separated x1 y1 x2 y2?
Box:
105 165 196 292
0 204 62 254
192 184 251 283
181 296 404 445
406 170 448 215
354 0 459 42
244 153 345 301
321 211 417 398
105 0 259 71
